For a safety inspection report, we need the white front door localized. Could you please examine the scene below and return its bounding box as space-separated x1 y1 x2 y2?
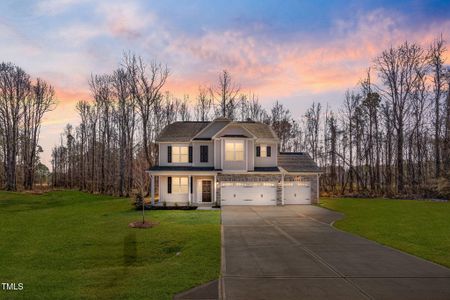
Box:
284 182 311 204
221 182 277 205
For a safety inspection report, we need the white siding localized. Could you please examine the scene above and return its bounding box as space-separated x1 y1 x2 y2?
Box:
222 139 247 171
159 143 192 166
214 139 221 169
247 140 255 171
159 176 189 204
192 141 214 167
254 142 278 168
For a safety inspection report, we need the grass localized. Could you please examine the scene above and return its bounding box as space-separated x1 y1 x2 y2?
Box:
0 190 220 300
320 197 450 268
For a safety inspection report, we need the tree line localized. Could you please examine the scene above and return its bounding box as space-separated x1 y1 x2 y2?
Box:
47 38 450 199
0 62 55 191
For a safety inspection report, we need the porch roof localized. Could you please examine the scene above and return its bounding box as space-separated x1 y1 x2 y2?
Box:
147 166 221 172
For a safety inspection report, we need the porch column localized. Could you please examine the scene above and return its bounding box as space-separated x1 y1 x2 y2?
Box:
188 175 192 206
281 173 285 205
151 175 155 206
214 174 217 205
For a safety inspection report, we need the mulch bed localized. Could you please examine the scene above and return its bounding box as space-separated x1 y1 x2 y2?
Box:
140 205 198 210
128 221 159 229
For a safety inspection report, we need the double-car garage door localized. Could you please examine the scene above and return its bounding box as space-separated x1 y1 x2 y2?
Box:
221 182 277 205
221 181 311 205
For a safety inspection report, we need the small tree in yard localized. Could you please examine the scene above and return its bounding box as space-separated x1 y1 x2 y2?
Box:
130 149 157 228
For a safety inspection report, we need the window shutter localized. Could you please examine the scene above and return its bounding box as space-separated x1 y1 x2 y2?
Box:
256 146 261 157
167 146 172 163
167 177 172 194
267 146 271 157
190 177 193 194
200 145 208 163
189 146 193 163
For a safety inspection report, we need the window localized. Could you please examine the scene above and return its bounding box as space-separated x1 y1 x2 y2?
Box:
200 145 208 162
172 176 188 193
225 141 244 161
172 146 189 163
256 145 271 157
260 145 267 157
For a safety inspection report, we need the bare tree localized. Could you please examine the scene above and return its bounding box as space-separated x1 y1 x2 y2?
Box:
125 54 169 168
375 42 427 193
210 70 240 119
428 36 446 178
0 63 30 190
194 86 211 121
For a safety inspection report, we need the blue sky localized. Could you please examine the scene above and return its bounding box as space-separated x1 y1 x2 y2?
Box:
0 0 449 165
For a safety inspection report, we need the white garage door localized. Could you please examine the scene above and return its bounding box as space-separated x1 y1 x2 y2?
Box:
284 182 311 204
221 182 277 205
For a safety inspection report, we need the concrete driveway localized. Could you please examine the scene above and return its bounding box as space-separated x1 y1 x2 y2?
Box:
220 205 450 300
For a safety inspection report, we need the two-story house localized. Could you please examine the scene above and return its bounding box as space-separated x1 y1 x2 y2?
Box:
147 117 321 206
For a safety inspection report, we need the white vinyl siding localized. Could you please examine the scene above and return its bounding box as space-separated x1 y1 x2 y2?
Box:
225 140 244 161
173 146 188 163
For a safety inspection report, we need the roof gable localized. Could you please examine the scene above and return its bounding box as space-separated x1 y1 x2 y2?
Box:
193 118 231 140
212 123 255 139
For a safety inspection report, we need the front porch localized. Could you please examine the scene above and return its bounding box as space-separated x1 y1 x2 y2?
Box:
149 172 218 207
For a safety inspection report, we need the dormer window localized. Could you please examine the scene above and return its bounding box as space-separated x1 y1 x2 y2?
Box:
225 140 244 161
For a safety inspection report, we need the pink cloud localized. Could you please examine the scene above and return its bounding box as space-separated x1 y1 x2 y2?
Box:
165 9 450 100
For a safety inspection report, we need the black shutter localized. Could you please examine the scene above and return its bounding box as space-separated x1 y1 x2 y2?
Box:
190 177 193 194
168 177 172 194
256 146 261 157
167 146 172 163
267 146 271 157
200 145 208 163
189 146 193 163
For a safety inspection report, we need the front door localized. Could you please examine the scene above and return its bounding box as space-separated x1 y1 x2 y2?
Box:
202 180 212 202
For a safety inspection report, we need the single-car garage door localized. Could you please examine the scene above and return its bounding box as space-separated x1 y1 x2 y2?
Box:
221 182 277 205
284 182 311 204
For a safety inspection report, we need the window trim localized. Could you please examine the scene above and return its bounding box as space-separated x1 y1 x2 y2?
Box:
171 176 189 194
257 145 271 158
225 140 245 161
172 146 189 163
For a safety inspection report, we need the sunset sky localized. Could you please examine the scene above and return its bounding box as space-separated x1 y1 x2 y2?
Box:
1 0 449 166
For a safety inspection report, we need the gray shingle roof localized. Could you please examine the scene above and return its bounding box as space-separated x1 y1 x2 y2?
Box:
156 118 278 141
156 122 209 142
194 119 231 140
238 121 278 139
252 167 280 172
278 152 321 173
148 166 220 172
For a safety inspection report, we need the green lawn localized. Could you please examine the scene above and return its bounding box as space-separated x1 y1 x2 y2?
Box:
320 198 450 268
0 190 220 300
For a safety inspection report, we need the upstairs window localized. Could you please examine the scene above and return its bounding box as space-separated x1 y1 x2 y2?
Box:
172 146 189 163
200 145 209 163
225 140 244 161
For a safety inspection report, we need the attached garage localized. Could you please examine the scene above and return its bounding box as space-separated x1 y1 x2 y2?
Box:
221 182 277 205
284 181 311 204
